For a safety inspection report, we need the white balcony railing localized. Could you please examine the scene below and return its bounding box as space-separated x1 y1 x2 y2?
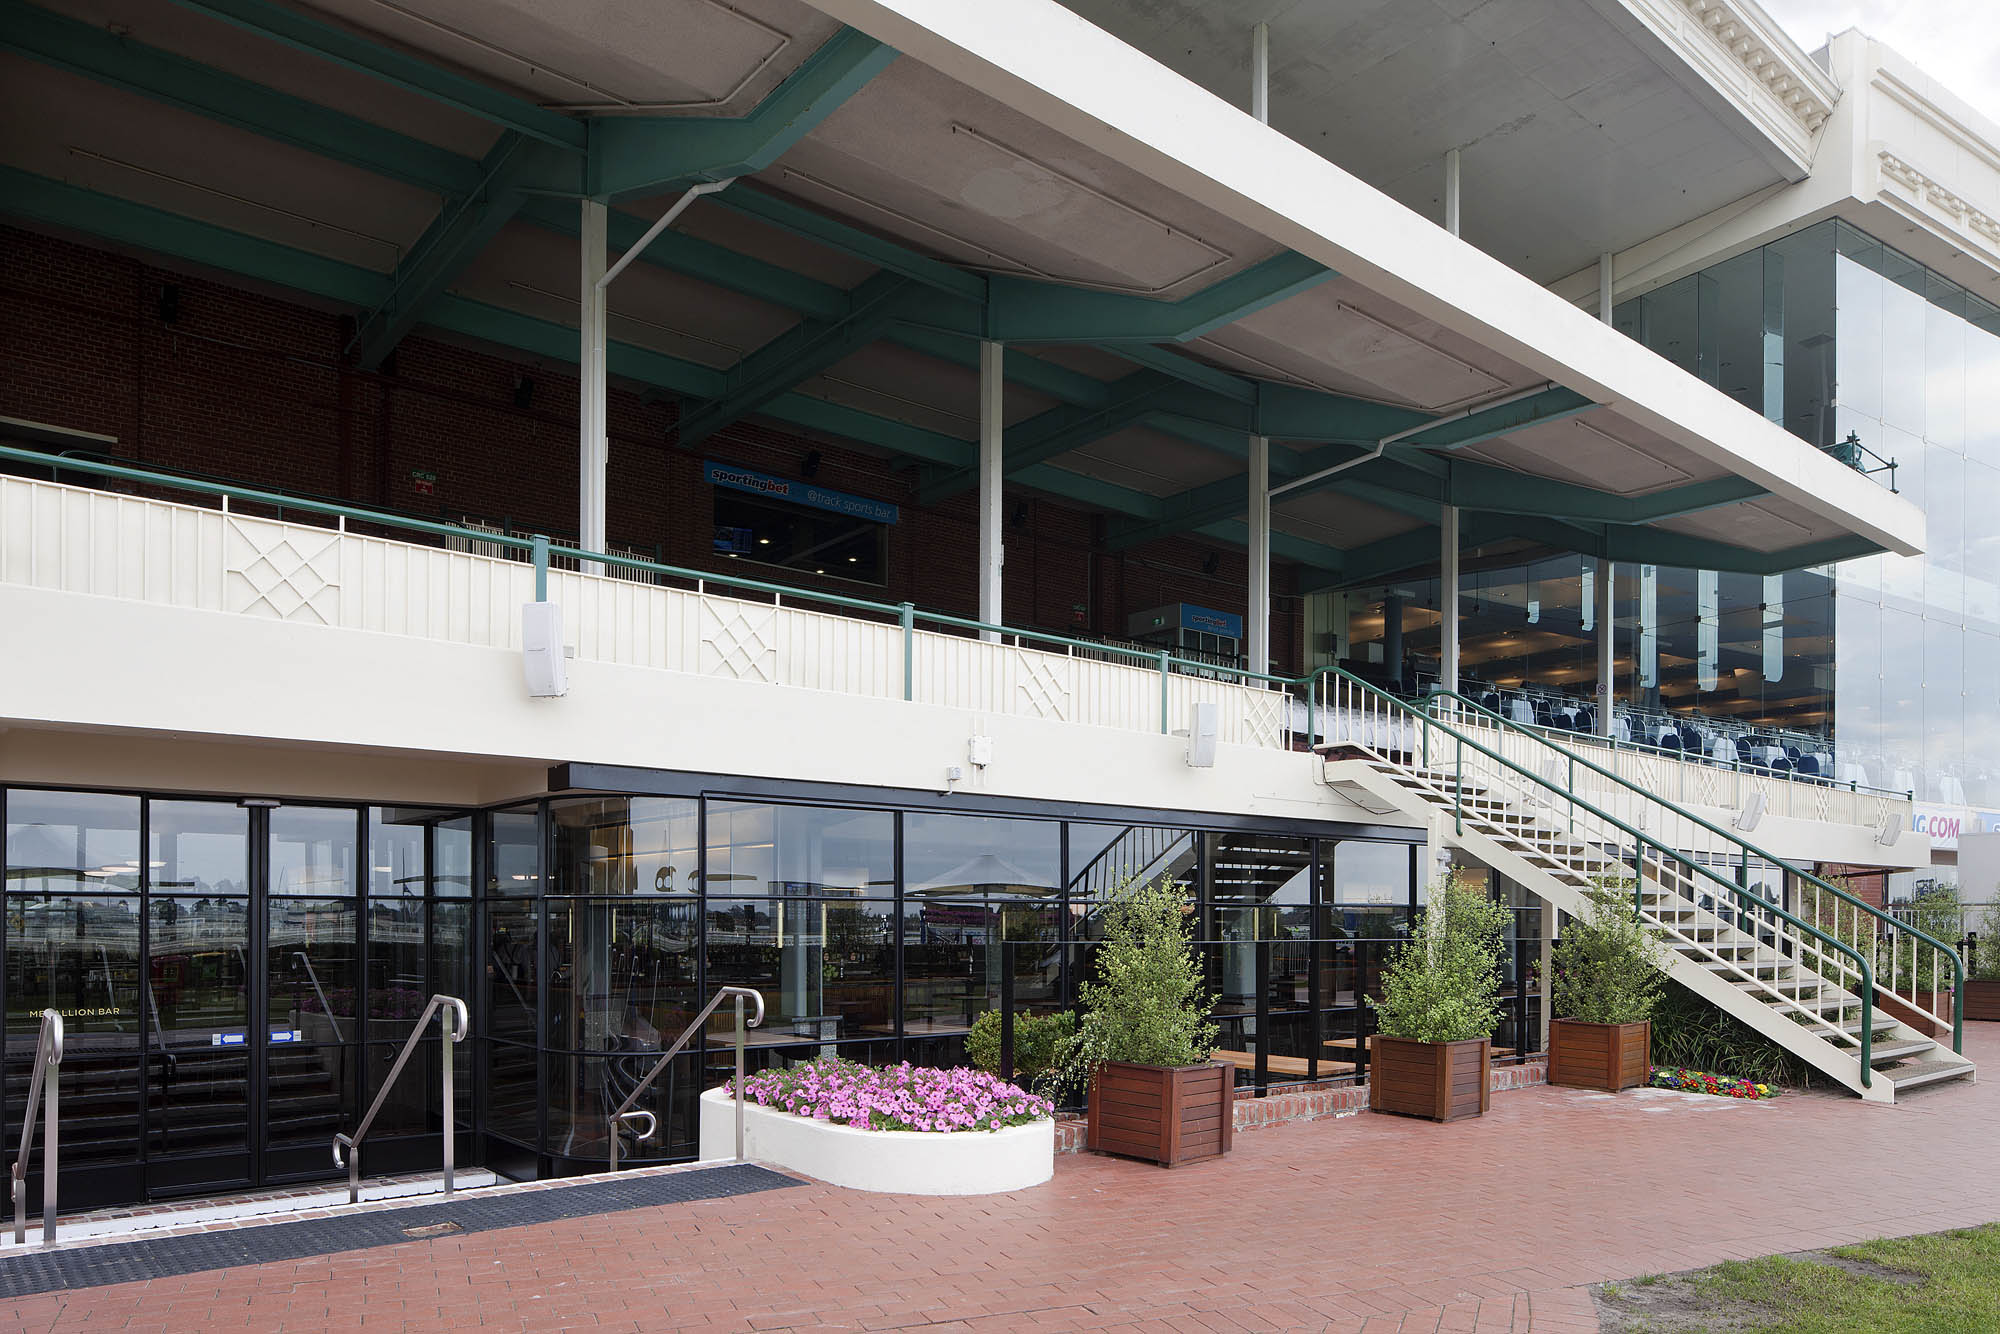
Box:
0 471 1914 839
0 474 1300 750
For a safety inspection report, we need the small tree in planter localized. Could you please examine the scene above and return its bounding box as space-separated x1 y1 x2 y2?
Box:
1548 888 1666 1091
1369 871 1512 1122
1051 875 1228 1166
1965 901 2000 1022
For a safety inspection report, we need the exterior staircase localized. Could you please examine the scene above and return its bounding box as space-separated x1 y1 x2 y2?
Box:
1308 670 1974 1104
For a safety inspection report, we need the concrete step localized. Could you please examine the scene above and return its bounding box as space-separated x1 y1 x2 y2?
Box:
1880 1058 1977 1092
1867 1038 1939 1066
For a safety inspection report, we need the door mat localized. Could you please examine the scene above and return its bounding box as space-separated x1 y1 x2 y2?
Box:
0 1163 799 1299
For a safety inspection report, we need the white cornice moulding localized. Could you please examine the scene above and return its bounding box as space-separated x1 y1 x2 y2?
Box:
1875 149 2000 263
1676 0 1839 134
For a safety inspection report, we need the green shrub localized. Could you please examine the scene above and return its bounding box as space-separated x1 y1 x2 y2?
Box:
1973 903 2000 983
1047 875 1216 1093
1648 978 1820 1087
1550 888 1666 1024
964 1009 1076 1083
1370 872 1513 1044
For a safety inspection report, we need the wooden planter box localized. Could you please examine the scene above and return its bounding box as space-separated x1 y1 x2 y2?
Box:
1547 1018 1650 1092
1368 1035 1489 1123
1964 980 2000 1023
1086 1060 1233 1166
1880 990 1947 1037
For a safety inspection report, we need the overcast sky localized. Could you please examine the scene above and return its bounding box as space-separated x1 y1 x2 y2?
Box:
1757 1 2000 124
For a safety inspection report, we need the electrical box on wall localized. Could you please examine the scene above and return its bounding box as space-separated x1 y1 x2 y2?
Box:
522 601 568 697
1186 702 1219 768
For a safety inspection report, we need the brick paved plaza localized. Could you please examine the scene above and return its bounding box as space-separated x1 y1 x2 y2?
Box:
5 1027 1995 1333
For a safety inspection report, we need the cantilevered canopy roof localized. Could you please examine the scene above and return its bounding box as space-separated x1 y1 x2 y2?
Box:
0 0 1923 588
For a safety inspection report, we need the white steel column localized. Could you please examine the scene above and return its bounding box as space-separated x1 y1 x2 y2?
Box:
1251 23 1270 124
579 198 609 576
1595 251 1616 737
1247 434 1270 675
1437 149 1464 696
978 340 1004 642
1246 32 1272 677
1443 147 1461 238
1595 559 1616 737
1439 503 1460 696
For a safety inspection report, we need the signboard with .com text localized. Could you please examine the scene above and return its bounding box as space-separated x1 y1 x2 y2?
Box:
705 461 899 525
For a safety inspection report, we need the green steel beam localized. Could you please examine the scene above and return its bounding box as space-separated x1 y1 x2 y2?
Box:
2 0 477 196
762 393 971 466
1623 476 1771 523
987 252 1332 343
917 371 1177 505
517 196 848 322
590 29 895 200
1254 383 1432 443
351 134 578 368
0 166 382 306
712 187 986 301
1197 519 1346 571
166 0 586 150
1394 385 1595 450
884 327 1111 405
1013 464 1163 520
1105 343 1258 403
427 295 724 400
674 271 917 448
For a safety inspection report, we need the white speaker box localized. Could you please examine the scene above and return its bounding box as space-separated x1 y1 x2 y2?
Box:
522 601 569 697
1186 701 1219 768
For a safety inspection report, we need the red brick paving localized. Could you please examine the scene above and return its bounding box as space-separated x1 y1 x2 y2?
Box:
5 1027 1995 1333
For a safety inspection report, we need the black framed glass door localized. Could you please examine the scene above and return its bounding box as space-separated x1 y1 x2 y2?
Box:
6 790 468 1209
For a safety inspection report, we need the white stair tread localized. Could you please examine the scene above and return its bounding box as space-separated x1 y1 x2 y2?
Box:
1880 1059 1977 1089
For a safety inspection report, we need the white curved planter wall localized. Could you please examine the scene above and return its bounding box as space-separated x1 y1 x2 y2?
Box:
697 1087 1054 1195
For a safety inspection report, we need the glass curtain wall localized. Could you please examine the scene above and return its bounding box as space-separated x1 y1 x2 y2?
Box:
480 795 1437 1174
1826 223 2000 808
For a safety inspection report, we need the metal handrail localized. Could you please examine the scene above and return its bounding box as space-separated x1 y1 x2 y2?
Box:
11 1010 64 1245
0 447 1287 723
1310 666 1883 1082
1425 684 1966 1052
4 447 1915 806
607 987 764 1173
331 994 468 1205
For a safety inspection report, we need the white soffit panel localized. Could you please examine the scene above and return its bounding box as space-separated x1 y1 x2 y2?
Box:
803 0 1924 558
300 0 842 113
768 58 1280 296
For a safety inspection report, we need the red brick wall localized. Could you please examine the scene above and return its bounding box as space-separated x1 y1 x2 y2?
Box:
0 225 1302 670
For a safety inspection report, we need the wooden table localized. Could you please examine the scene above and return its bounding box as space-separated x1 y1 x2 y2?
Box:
1323 1036 1516 1060
1213 1048 1356 1079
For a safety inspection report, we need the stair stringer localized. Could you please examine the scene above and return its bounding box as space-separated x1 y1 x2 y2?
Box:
1323 758 1890 1103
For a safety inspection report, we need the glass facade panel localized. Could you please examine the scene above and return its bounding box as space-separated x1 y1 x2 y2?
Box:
269 807 356 897
1323 218 1990 805
550 797 699 897
1829 233 2000 807
7 786 1427 1192
6 790 141 892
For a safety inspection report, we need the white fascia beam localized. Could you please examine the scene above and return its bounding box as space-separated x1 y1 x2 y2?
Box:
803 0 1924 559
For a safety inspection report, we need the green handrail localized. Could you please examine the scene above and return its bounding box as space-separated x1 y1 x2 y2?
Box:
1426 685 1964 1054
4 444 1304 692
11 446 1923 1078
1306 665 1881 1085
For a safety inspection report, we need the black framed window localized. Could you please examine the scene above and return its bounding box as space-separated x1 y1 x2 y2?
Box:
713 492 886 583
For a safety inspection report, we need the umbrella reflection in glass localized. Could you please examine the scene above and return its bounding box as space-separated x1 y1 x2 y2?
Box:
911 854 1059 1005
